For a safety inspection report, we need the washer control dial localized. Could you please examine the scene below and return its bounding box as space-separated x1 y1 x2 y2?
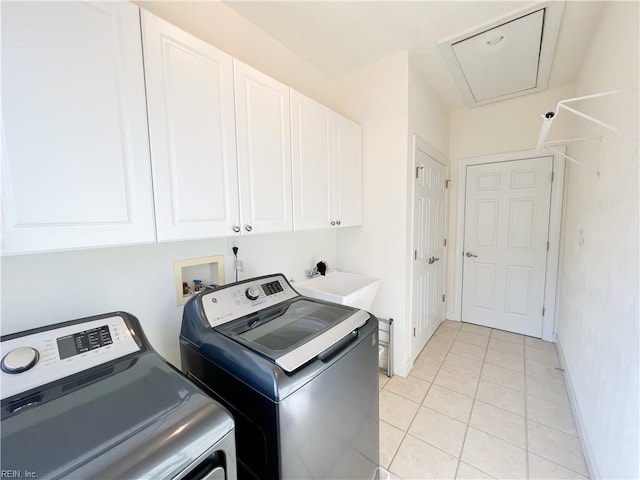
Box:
245 286 261 301
2 347 39 374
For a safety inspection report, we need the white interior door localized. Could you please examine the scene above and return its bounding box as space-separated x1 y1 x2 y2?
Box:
412 149 446 360
462 157 553 337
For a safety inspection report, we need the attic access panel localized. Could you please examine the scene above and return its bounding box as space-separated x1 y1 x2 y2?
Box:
439 2 563 106
453 10 543 102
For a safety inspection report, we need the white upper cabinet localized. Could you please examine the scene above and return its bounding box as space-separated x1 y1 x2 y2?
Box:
141 10 240 241
234 61 293 235
291 91 362 230
291 92 333 230
2 4 361 255
1 2 155 254
334 114 363 228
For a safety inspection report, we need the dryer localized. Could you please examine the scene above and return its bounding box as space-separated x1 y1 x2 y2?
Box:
1 311 237 479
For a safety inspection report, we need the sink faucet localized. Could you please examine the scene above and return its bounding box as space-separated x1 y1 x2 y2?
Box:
306 261 327 279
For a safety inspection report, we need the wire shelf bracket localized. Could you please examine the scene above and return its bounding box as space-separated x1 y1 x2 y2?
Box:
535 88 639 175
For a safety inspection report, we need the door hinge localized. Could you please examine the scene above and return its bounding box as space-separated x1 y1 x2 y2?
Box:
416 166 423 179
443 238 447 247
542 307 546 316
547 241 550 251
442 294 446 302
445 179 450 188
413 327 416 337
414 250 417 260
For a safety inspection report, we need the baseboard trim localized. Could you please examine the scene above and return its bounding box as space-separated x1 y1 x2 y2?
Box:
446 311 460 321
396 358 412 378
555 333 600 479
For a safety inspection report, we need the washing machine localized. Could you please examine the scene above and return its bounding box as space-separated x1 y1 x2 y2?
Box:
1 311 237 479
180 274 380 480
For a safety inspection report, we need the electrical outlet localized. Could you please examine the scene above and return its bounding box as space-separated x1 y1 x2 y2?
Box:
228 237 240 256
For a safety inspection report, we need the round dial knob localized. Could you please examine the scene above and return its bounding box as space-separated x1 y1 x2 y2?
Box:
245 286 261 301
2 347 39 374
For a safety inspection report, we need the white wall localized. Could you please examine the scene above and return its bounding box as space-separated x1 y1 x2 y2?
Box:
136 1 335 106
330 52 450 376
1 230 337 366
446 83 576 320
408 54 450 157
405 57 451 364
555 2 639 478
330 52 412 374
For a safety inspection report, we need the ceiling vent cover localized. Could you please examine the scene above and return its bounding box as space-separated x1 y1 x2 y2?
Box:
438 2 564 106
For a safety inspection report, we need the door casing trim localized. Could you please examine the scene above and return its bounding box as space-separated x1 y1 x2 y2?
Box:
406 134 449 371
451 147 565 341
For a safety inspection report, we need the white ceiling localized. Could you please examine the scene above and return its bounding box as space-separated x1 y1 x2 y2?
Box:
224 1 606 110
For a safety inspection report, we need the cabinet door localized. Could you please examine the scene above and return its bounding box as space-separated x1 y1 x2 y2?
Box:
334 114 363 228
234 61 292 235
142 11 239 241
1 2 155 254
291 91 334 230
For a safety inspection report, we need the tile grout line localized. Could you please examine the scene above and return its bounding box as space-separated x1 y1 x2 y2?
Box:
384 326 584 479
420 353 537 437
522 447 590 477
403 430 467 464
385 322 461 476
526 416 581 438
457 328 585 478
523 384 573 408
523 338 589 477
524 339 587 477
452 325 491 479
524 338 531 479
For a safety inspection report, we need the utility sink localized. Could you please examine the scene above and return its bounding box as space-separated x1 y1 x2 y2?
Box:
294 271 381 311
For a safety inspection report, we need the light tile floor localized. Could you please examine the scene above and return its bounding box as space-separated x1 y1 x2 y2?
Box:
379 321 589 480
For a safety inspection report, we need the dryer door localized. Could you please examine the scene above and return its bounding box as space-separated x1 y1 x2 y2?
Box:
183 465 224 480
202 466 225 480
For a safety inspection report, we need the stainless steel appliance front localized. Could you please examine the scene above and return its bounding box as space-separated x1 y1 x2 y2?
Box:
1 312 237 479
180 273 380 479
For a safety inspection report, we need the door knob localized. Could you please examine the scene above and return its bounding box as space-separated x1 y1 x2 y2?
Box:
245 225 253 232
232 225 240 233
428 257 434 264
465 252 477 258
330 221 336 226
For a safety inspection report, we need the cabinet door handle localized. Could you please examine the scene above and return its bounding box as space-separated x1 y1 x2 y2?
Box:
232 225 241 233
465 252 477 258
336 220 341 226
245 225 253 232
330 221 336 226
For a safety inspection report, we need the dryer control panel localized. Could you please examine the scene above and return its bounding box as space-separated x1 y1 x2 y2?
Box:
1 315 140 400
201 274 299 327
